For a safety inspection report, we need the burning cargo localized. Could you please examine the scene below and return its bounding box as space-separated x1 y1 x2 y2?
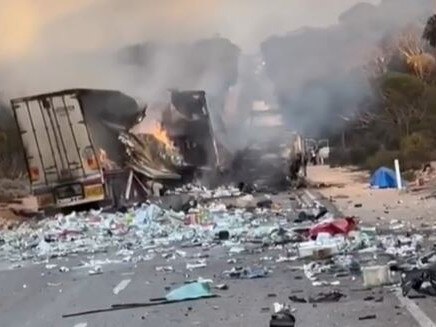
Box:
121 90 220 182
11 88 219 211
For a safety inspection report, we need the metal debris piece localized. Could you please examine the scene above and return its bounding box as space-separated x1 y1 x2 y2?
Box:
270 303 296 327
401 266 436 296
223 266 269 279
289 295 307 303
308 290 345 303
358 315 377 320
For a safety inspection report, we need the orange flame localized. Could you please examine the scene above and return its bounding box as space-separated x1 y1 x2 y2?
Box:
98 148 116 170
150 122 174 149
99 148 108 164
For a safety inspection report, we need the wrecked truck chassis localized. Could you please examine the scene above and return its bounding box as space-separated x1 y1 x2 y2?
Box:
401 266 436 296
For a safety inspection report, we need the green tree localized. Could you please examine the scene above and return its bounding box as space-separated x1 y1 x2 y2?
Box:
423 15 436 47
379 72 429 137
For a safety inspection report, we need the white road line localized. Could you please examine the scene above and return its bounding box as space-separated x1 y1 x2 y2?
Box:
395 290 436 327
113 279 131 295
73 323 87 327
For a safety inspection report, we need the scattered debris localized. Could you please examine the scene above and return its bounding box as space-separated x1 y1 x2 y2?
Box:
362 265 392 288
217 230 230 240
257 199 273 209
289 295 307 303
3 173 435 325
309 290 345 303
164 282 214 301
223 266 269 279
309 217 357 240
358 314 377 321
186 260 207 270
47 282 62 287
156 266 174 272
59 266 70 273
401 265 436 296
88 266 103 276
290 291 345 304
214 284 228 290
270 303 296 327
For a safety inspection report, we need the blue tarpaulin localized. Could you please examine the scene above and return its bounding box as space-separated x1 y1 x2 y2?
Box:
370 166 403 189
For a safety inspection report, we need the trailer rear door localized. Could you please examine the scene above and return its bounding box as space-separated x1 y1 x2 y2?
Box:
11 92 101 190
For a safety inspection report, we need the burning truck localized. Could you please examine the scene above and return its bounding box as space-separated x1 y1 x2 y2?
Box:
11 88 219 211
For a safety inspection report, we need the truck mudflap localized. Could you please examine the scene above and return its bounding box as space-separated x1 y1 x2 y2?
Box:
35 181 105 209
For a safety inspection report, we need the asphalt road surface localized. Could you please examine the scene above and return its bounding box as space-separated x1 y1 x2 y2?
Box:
0 190 436 327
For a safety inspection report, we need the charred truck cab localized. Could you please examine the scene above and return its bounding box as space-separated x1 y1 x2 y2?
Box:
162 90 220 179
11 89 142 211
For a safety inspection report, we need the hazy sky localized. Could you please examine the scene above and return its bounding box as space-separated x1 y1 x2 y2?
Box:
0 0 381 60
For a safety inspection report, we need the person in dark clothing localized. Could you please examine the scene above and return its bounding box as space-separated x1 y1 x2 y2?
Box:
302 153 308 177
289 153 302 181
310 148 316 165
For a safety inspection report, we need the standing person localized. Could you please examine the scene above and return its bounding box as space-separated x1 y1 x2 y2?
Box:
289 153 302 181
314 146 320 165
310 147 316 165
302 152 308 177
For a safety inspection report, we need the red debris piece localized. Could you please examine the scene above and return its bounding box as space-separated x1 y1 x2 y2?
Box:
309 217 357 240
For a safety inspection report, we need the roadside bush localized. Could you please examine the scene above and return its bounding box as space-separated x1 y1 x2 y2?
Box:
329 147 350 167
400 132 432 170
402 170 416 182
349 147 374 166
364 150 399 172
329 145 379 168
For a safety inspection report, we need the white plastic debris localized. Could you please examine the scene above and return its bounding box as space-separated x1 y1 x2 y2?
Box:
176 250 187 258
59 266 70 273
229 246 246 254
273 302 285 313
156 266 174 272
47 282 62 287
276 255 298 263
298 236 345 259
362 265 392 287
186 259 207 270
88 266 103 275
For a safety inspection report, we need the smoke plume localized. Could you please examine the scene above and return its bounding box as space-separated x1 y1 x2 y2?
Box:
1 0 432 148
261 0 433 137
0 0 376 98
